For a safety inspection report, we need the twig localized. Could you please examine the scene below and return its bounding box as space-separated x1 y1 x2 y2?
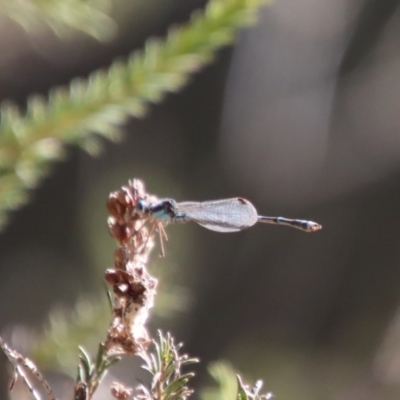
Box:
0 335 56 400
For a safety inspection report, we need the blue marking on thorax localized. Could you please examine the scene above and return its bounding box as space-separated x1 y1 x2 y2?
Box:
152 208 172 221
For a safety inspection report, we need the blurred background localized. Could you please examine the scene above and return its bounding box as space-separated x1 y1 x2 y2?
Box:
2 0 400 399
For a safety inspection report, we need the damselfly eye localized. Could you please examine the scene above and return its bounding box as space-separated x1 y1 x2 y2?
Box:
136 199 147 213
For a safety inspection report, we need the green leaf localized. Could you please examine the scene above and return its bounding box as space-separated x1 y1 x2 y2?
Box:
106 288 113 311
94 343 105 372
150 353 159 376
181 357 200 367
103 356 121 370
153 340 162 373
164 373 195 398
76 363 86 384
164 358 178 380
78 346 93 378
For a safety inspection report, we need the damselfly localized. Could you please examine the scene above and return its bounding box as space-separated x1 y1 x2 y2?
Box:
135 197 321 234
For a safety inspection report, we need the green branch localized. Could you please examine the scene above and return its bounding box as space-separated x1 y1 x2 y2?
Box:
0 0 270 228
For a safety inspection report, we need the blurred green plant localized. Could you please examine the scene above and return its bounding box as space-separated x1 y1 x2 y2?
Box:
201 362 239 400
0 0 270 230
30 286 190 373
202 362 273 400
30 295 111 374
0 0 117 40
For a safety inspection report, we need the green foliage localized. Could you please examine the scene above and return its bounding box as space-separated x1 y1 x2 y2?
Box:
76 343 121 397
202 362 238 400
30 295 111 373
72 331 199 400
0 0 270 230
30 287 190 374
202 362 273 400
139 331 199 400
0 0 117 40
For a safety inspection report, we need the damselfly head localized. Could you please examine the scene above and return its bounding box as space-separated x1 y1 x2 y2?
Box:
135 199 148 214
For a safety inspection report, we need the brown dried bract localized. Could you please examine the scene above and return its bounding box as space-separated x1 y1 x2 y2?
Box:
111 382 133 400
